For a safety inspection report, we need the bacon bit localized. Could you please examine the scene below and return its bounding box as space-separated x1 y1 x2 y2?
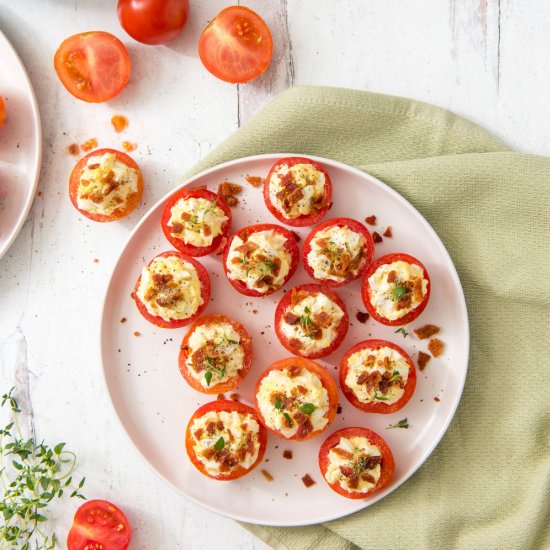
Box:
229 393 240 402
122 141 137 152
93 258 99 263
111 114 129 133
417 351 431 371
120 317 127 324
288 365 302 377
387 270 396 284
261 469 274 482
252 309 258 314
283 449 293 460
365 215 376 225
336 405 342 414
284 312 300 325
38 191 42 196
80 138 98 152
217 393 226 401
413 324 440 340
301 474 316 488
434 396 441 402
194 428 203 439
225 195 239 207
332 448 353 460
133 331 140 337
215 236 228 256
245 175 263 187
428 338 444 357
372 232 383 243
68 143 80 155
356 311 369 323
383 226 393 237
219 180 242 196
290 230 301 242
87 163 100 170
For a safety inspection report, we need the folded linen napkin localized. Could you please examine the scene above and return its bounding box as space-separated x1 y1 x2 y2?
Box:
188 86 550 550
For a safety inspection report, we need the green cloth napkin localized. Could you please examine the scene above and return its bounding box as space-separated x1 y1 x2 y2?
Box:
189 86 550 550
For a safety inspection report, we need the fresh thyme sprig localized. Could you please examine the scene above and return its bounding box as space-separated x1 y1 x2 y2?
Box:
386 418 409 430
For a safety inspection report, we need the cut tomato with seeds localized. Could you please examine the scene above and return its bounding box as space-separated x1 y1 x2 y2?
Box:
54 32 131 103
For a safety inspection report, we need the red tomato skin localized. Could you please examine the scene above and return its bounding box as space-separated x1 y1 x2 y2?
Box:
274 284 349 359
0 97 6 128
66 499 131 550
185 400 267 480
253 357 339 441
117 0 189 45
179 314 253 394
302 218 375 288
339 339 417 414
68 148 143 222
160 188 232 257
222 223 299 297
198 6 273 84
133 251 210 329
318 427 395 499
263 157 333 227
361 253 431 326
54 32 130 103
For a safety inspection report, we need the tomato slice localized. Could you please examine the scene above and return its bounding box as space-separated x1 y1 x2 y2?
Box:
198 6 273 83
179 314 253 394
66 499 131 550
318 427 395 499
161 188 232 257
340 339 417 414
263 157 333 227
274 284 349 359
54 32 131 103
0 97 6 128
361 252 431 326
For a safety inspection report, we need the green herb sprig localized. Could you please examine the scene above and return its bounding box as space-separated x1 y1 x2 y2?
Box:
386 418 409 430
394 327 409 338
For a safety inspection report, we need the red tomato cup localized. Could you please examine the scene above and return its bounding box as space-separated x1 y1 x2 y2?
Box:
185 400 268 480
161 188 232 257
274 284 349 359
263 156 332 227
133 251 210 329
67 499 131 550
222 223 299 297
318 427 395 499
69 148 143 222
302 218 374 288
340 339 416 414
179 314 253 394
361 253 430 326
254 357 338 441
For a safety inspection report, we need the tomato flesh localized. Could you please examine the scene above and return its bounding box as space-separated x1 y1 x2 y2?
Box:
199 6 273 83
0 97 6 128
54 32 131 103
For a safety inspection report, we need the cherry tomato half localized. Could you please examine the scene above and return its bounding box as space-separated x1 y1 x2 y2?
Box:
117 0 189 45
54 32 131 103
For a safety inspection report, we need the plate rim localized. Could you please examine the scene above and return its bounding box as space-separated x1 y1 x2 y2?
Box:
100 153 470 526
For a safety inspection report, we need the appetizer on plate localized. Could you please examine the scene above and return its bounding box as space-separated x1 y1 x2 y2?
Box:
133 251 210 329
179 314 253 394
318 427 395 499
361 253 430 326
339 339 416 414
161 188 232 257
302 218 374 287
185 400 267 480
223 223 299 296
274 284 349 359
69 148 143 222
263 156 332 227
254 357 338 441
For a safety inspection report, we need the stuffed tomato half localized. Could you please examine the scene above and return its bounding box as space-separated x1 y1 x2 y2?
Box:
263 156 332 227
274 284 349 359
185 400 267 480
361 253 430 326
339 339 416 414
179 314 253 394
302 218 374 287
319 427 395 499
254 357 338 441
223 223 299 296
133 251 210 329
161 187 232 257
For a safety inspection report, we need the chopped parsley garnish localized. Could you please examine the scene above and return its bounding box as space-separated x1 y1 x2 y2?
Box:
386 418 409 430
204 370 213 386
282 412 293 426
394 327 409 338
373 390 389 401
392 286 407 300
389 370 401 382
299 403 316 415
214 437 225 450
274 397 283 411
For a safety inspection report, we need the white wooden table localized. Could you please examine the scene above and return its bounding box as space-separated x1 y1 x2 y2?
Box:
1 1 549 548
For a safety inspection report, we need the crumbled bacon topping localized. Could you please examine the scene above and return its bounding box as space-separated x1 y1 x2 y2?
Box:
144 271 183 308
417 351 431 371
68 143 79 155
383 226 393 237
428 338 444 357
283 449 293 460
218 180 242 208
317 235 365 279
111 114 129 133
355 353 404 397
80 138 97 152
301 474 316 488
284 311 300 325
122 141 137 152
355 311 369 323
365 215 376 225
261 469 274 481
413 324 440 340
372 232 383 243
245 175 263 187
217 393 226 400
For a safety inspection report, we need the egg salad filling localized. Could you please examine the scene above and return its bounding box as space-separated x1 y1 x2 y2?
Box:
345 346 409 405
307 225 366 282
324 436 382 493
190 410 260 476
168 196 228 248
136 255 203 322
367 260 428 320
226 230 291 293
268 163 327 218
77 152 138 215
185 322 245 388
280 289 344 354
256 367 329 438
